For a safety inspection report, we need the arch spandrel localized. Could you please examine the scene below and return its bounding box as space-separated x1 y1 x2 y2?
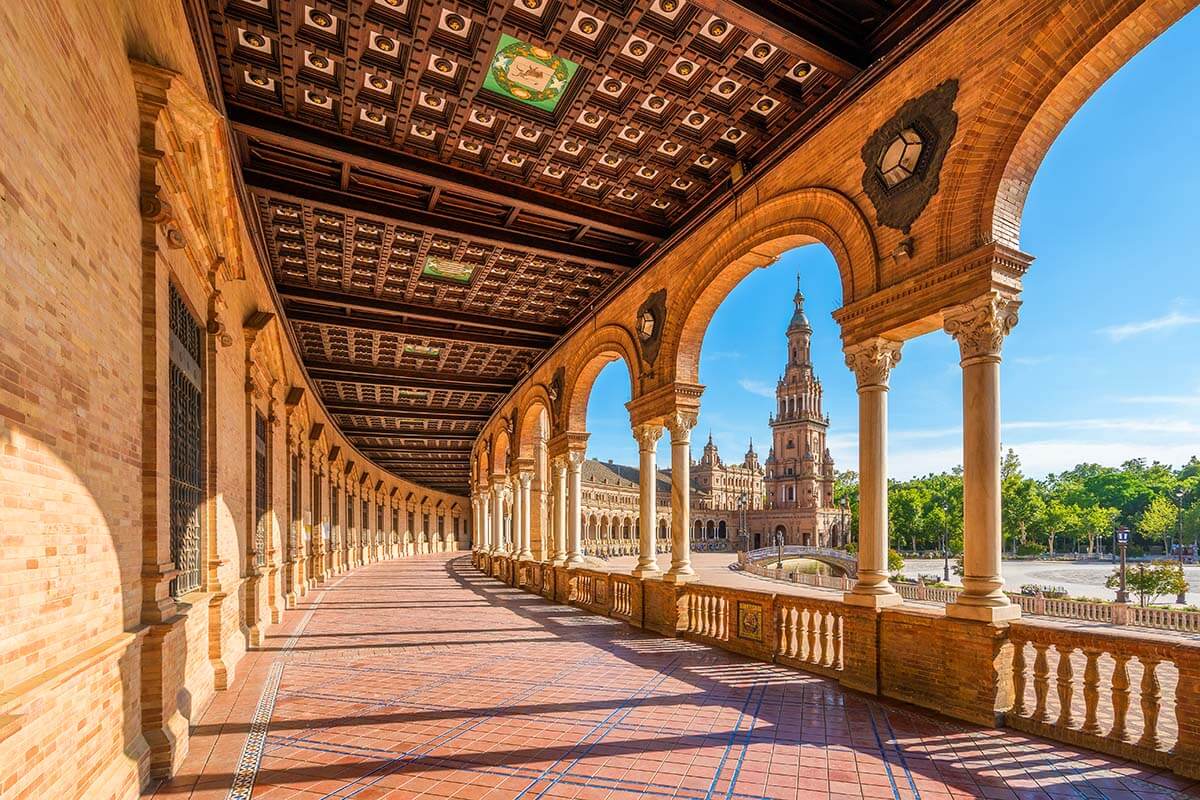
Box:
936 0 1193 263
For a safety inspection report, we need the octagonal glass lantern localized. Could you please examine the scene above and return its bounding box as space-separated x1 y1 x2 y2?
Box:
877 127 924 188
637 309 656 341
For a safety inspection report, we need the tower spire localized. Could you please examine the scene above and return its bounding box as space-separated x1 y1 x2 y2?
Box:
787 273 811 333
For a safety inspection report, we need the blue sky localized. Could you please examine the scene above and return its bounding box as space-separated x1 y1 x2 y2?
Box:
585 9 1200 479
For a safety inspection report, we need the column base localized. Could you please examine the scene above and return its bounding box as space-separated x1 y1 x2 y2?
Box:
631 565 661 578
945 600 1021 622
661 569 695 585
842 590 903 609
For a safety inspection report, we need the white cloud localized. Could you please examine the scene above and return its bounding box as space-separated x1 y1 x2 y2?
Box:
1114 394 1200 407
703 350 743 362
738 378 776 398
1099 310 1200 341
1010 355 1052 366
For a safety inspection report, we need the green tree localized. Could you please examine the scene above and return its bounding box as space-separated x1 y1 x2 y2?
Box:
1139 495 1179 553
887 548 905 574
1076 505 1119 555
1105 560 1187 606
1003 478 1045 553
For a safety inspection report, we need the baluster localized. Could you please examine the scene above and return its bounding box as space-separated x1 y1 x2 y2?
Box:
1012 640 1028 717
1056 646 1076 728
777 607 788 655
1138 658 1162 751
1081 649 1102 735
809 611 823 666
720 598 729 639
688 594 697 632
1033 642 1051 724
788 608 799 658
831 615 843 669
798 609 810 662
1110 654 1130 742
821 612 833 668
703 595 713 638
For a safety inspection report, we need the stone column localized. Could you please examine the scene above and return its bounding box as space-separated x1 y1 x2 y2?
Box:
664 412 697 583
490 478 504 554
517 469 533 559
632 423 663 577
507 476 520 556
551 455 568 565
566 449 585 565
843 338 903 608
480 491 491 552
945 292 1022 621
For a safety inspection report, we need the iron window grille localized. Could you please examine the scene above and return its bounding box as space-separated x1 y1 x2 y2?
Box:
391 508 399 543
330 482 339 550
168 283 204 598
311 469 322 553
377 504 384 545
362 499 370 546
254 412 268 567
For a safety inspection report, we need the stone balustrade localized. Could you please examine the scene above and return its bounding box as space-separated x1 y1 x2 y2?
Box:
475 551 1200 781
1008 619 1200 772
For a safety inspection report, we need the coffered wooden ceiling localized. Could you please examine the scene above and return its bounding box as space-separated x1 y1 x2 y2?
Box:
188 0 974 495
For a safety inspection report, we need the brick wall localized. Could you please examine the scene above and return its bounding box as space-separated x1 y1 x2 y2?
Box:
0 2 466 796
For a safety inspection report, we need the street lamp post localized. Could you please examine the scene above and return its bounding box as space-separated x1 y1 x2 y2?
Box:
1176 487 1187 604
1115 525 1129 604
775 529 784 569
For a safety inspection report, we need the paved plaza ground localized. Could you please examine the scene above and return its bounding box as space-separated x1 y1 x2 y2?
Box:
146 554 1198 800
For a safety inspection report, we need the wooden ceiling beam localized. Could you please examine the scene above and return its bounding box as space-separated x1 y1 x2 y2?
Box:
278 284 564 341
286 305 552 350
338 426 479 440
230 107 667 244
306 360 510 393
690 0 863 78
326 401 492 421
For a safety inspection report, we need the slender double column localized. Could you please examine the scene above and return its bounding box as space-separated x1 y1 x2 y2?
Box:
664 411 697 583
550 455 567 565
843 338 903 608
566 449 585 565
945 292 1022 621
632 422 663 577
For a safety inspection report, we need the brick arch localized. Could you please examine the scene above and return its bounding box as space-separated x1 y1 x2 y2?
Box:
516 388 553 459
667 187 877 385
936 0 1192 261
562 324 640 434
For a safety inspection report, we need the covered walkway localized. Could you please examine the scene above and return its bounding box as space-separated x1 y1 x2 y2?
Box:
149 555 1196 800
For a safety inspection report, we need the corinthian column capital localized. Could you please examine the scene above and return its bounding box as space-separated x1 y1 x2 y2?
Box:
632 422 663 452
844 337 903 390
943 291 1021 363
567 449 587 469
664 411 697 442
550 453 568 472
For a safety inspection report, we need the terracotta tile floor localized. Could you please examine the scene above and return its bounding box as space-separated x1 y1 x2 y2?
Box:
145 554 1199 800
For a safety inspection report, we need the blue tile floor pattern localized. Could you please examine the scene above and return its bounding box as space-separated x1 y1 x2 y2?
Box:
145 554 1200 800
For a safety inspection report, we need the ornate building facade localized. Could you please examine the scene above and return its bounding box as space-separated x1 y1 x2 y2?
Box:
580 283 849 555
